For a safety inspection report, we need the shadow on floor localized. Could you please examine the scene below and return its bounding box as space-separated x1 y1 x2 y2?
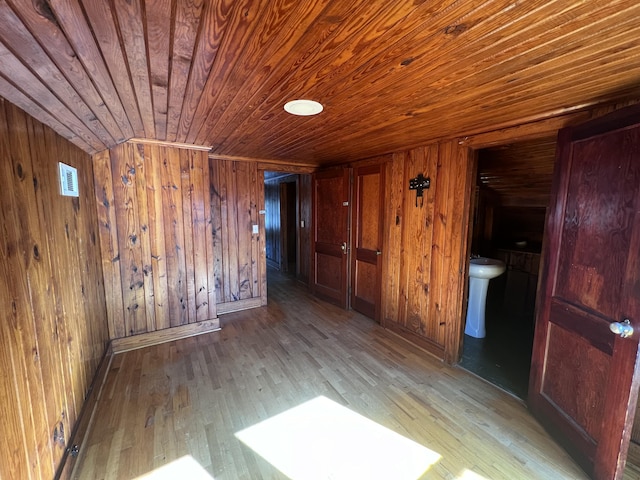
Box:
459 279 535 400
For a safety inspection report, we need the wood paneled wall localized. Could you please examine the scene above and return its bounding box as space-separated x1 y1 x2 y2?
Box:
94 143 219 340
0 99 109 479
298 174 312 284
209 158 266 311
95 145 266 341
382 141 475 363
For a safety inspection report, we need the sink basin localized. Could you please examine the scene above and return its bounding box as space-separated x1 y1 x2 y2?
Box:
465 257 506 338
469 257 506 279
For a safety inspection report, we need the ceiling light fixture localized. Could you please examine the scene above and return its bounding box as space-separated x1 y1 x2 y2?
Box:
284 99 323 116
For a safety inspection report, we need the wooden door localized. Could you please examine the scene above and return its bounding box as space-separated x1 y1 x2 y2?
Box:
529 105 640 480
311 168 351 308
351 164 384 321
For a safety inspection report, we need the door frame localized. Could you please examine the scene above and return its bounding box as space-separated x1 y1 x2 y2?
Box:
310 167 352 308
350 163 386 322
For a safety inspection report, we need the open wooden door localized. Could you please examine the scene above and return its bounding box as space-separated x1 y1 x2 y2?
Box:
529 104 640 479
351 164 384 322
311 168 351 308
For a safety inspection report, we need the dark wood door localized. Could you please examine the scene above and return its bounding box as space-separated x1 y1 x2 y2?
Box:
311 168 351 308
529 104 640 480
351 164 384 321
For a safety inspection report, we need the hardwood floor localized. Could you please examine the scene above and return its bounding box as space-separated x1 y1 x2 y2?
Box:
74 269 589 479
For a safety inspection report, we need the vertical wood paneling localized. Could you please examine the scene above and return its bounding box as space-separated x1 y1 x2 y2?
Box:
298 174 312 284
399 146 439 337
132 144 157 333
224 161 240 301
382 153 405 328
249 165 262 301
1 99 50 479
97 143 270 340
237 163 253 300
161 147 188 326
209 158 266 308
382 140 474 360
0 100 109 480
181 151 197 323
112 144 148 336
26 116 71 472
94 151 125 339
210 159 225 306
191 151 211 322
264 179 281 268
443 142 476 364
204 162 218 319
145 144 170 330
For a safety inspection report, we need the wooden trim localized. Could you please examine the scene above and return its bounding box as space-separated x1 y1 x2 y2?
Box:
627 442 640 472
55 343 114 480
127 138 212 151
111 319 221 353
458 112 588 149
258 162 317 174
209 153 317 170
217 297 263 314
384 322 446 359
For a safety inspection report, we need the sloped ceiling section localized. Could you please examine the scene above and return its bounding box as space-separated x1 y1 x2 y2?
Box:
0 0 639 164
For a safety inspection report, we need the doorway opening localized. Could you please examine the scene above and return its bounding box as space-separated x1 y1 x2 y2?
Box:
263 171 312 284
459 137 557 399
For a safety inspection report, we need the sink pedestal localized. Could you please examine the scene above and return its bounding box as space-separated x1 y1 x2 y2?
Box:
465 257 506 339
465 277 492 338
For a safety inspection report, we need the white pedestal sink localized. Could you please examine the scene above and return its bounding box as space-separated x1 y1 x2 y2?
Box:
465 257 506 338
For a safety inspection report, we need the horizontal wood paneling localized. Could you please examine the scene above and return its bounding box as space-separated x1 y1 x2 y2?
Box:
94 142 221 341
478 137 557 208
1 1 639 164
0 99 109 480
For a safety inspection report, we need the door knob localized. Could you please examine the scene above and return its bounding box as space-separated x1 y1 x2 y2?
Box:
375 250 382 256
610 319 634 338
341 242 347 254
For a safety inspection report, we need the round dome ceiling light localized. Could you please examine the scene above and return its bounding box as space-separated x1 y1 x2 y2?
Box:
284 99 323 116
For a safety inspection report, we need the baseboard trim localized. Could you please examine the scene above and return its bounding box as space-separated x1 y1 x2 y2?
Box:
217 297 263 314
55 343 114 480
383 322 445 360
111 318 221 354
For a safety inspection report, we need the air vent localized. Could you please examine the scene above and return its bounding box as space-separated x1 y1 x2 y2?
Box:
58 162 79 197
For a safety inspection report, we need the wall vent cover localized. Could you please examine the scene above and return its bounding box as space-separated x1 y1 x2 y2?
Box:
59 162 79 197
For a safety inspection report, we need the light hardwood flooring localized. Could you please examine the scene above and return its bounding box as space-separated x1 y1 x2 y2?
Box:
74 269 602 479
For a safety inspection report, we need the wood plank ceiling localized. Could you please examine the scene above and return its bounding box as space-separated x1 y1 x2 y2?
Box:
0 0 639 165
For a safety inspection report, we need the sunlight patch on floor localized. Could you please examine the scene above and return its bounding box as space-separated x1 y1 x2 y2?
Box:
457 469 490 480
235 395 441 479
134 455 214 479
